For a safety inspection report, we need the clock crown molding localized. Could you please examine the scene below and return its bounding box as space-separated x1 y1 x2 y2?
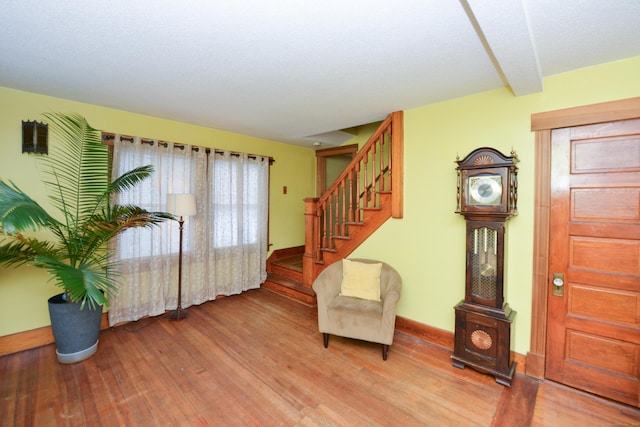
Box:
455 146 519 169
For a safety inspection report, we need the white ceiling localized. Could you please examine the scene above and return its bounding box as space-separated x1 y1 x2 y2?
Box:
1 0 639 148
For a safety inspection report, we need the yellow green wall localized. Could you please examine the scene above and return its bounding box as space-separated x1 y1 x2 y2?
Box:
0 87 316 336
2 56 639 355
348 122 382 149
351 56 640 354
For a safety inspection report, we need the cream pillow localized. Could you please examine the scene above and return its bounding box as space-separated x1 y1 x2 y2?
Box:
339 259 382 301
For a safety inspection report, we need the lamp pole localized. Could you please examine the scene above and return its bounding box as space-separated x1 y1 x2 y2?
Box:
166 193 196 321
168 215 188 320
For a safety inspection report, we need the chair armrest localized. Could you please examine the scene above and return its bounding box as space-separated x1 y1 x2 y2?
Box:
381 275 402 321
312 263 343 305
382 290 400 316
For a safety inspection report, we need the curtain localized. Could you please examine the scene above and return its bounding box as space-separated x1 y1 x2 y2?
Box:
108 137 268 326
205 151 269 297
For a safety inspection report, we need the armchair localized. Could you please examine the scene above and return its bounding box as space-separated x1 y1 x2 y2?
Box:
312 258 402 360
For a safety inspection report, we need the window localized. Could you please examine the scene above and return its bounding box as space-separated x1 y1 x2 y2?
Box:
106 133 271 325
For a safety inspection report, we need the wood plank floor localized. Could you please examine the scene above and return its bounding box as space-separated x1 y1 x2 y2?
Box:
1 288 638 426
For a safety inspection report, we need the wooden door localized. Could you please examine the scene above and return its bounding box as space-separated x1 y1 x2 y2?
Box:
546 118 640 407
315 144 357 196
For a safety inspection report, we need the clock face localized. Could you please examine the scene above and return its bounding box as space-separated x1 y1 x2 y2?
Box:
468 175 502 206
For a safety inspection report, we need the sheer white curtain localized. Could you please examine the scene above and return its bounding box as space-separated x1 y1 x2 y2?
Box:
108 138 268 326
108 137 201 325
204 151 269 297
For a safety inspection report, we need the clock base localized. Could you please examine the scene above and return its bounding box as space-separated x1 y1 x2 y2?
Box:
452 355 516 387
452 300 516 387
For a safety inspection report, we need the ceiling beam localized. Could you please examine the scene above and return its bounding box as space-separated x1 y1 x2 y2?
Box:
463 0 543 96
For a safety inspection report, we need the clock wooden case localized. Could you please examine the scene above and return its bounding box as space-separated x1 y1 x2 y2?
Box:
456 147 518 218
452 147 518 387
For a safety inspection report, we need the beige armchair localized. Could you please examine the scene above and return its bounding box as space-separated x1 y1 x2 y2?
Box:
312 258 402 360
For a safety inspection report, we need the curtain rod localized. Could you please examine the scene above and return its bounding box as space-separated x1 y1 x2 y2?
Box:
101 132 274 164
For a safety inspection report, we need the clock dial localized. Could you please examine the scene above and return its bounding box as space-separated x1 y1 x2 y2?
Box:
468 176 502 206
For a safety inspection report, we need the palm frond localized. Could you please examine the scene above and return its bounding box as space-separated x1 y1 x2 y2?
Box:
72 206 174 264
33 256 115 310
110 165 154 194
0 237 60 267
0 180 61 234
109 205 176 230
41 112 108 224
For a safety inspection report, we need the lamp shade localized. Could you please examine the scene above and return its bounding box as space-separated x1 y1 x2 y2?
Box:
166 193 197 217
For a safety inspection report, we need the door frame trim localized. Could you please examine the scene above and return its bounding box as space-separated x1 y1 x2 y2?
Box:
315 144 358 197
527 96 640 379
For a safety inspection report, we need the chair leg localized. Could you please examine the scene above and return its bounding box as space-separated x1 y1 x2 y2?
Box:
382 344 389 361
323 333 329 348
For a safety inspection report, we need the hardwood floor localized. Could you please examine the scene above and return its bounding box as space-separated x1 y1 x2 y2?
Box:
1 288 638 426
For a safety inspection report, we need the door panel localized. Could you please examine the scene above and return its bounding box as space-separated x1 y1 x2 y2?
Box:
570 237 639 275
546 118 640 407
570 285 638 325
565 331 636 376
572 187 640 220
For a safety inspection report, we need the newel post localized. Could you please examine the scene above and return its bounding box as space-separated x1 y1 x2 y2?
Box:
391 110 404 218
303 197 319 288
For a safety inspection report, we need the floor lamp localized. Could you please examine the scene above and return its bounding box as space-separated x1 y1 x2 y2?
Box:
166 193 197 321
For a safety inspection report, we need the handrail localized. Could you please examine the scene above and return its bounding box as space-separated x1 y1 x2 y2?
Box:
315 113 394 210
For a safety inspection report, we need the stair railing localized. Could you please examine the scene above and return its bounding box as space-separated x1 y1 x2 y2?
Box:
303 111 403 286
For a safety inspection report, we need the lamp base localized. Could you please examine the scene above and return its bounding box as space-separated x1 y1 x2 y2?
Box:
168 307 189 321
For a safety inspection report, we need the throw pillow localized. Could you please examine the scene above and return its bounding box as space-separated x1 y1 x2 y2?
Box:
340 259 382 301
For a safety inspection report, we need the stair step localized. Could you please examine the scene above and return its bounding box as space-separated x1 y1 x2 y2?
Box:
270 262 303 282
272 254 303 271
267 250 304 282
262 273 316 306
319 247 337 253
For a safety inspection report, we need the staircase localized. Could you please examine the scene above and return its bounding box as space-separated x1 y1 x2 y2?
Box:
263 246 316 305
262 111 403 305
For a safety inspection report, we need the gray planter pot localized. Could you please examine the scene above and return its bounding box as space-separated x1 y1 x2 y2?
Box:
47 293 103 364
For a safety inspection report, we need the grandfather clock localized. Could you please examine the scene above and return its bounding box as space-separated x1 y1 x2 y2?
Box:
452 147 518 386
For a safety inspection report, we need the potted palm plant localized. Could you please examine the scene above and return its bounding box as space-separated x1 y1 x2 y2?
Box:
0 112 173 363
